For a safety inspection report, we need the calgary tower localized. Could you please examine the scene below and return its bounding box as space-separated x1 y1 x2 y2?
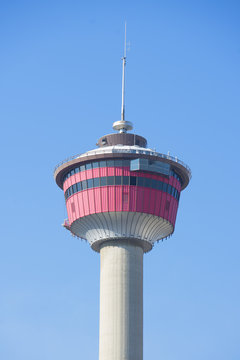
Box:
54 27 191 360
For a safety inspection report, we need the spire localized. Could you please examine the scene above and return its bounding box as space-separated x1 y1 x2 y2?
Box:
121 22 127 122
113 22 133 133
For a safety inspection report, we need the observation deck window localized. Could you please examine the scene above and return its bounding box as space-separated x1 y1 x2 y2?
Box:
101 177 107 186
82 180 87 190
93 178 100 187
62 158 183 187
64 174 180 202
87 179 94 189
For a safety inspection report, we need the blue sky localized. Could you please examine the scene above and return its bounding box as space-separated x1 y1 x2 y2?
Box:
0 1 240 359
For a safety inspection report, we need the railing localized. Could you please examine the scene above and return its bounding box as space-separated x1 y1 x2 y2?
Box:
54 147 192 179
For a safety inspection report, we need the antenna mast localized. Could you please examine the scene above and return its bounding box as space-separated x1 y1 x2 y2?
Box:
121 22 127 121
113 22 133 133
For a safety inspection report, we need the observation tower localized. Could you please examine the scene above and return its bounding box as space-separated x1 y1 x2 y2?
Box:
54 30 191 360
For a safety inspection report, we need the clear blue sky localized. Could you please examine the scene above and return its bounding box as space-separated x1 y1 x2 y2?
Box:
0 1 239 359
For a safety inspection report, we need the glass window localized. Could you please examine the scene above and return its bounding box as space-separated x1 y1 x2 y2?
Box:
162 182 167 192
72 184 77 193
80 164 85 172
122 176 129 185
107 176 114 185
115 176 122 185
93 177 100 187
86 163 92 170
145 178 152 188
92 161 99 169
87 178 93 189
101 177 107 186
82 180 87 190
122 159 130 167
100 161 107 168
157 181 163 191
70 169 75 176
130 176 136 186
115 159 123 167
138 177 145 187
76 182 81 191
75 167 79 173
107 160 114 167
152 179 158 189
130 159 140 171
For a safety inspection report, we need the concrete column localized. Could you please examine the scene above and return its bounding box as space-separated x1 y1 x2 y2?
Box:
99 240 143 360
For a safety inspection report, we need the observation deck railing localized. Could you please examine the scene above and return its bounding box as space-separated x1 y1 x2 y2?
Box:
54 148 192 179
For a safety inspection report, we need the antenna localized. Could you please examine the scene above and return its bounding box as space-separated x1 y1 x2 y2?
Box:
113 22 133 133
121 22 127 122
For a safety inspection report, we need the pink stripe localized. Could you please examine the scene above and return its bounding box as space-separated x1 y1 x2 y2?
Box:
94 188 101 213
92 168 100 178
122 185 129 211
88 189 95 214
129 187 137 212
115 186 122 211
108 186 115 212
101 186 108 212
100 168 107 177
82 191 89 216
154 190 161 216
107 167 115 176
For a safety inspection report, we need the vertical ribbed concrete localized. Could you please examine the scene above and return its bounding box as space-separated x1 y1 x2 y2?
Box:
99 240 143 360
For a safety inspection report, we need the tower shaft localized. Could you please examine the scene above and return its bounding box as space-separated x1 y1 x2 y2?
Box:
99 240 143 360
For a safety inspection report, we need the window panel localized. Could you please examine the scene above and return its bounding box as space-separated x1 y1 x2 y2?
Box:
122 176 129 185
82 180 87 190
72 184 77 193
130 176 136 186
115 176 122 185
152 179 158 189
107 160 114 167
138 177 145 187
86 163 92 170
80 165 85 172
115 159 123 167
162 182 167 192
100 161 107 168
145 178 152 188
107 176 114 185
122 159 130 167
92 162 99 169
87 179 93 189
93 178 100 187
101 177 107 186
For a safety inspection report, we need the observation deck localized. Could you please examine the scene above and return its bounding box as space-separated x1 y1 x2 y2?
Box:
54 132 191 252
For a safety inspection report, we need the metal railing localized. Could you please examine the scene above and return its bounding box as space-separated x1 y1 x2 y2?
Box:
54 147 192 179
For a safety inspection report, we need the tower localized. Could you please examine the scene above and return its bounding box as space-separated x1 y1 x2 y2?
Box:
54 30 191 360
